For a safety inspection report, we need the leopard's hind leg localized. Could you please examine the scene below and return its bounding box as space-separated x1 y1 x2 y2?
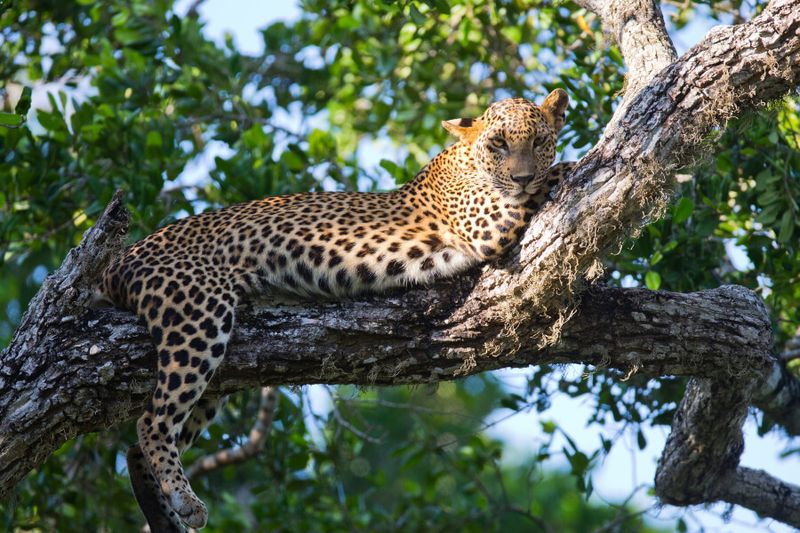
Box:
127 396 229 532
176 395 228 456
127 444 187 532
135 280 237 529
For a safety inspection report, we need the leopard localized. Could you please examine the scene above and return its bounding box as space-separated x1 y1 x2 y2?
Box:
98 89 575 531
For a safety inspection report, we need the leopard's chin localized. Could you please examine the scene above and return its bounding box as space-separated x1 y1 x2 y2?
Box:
505 187 529 203
491 180 526 201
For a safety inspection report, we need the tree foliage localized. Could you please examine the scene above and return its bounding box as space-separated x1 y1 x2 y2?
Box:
0 0 797 530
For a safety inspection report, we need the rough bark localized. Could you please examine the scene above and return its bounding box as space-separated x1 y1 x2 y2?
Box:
718 467 800 527
753 361 800 435
656 377 800 523
3 0 800 528
655 377 754 504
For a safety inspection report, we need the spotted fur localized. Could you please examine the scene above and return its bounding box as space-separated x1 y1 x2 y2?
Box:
101 90 573 530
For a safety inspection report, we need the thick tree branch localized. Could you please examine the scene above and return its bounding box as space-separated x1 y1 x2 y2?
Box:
573 0 678 123
718 467 800 526
655 375 800 527
656 377 753 504
753 362 800 434
782 327 800 362
0 205 782 502
758 329 800 433
2 0 800 527
494 0 800 334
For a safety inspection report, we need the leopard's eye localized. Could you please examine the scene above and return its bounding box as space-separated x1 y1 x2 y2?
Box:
488 136 508 153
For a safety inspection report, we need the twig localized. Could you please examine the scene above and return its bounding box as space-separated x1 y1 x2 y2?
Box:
186 387 278 479
325 388 383 444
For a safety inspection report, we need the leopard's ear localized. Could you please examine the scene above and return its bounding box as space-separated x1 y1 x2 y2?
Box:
541 89 569 133
442 117 485 143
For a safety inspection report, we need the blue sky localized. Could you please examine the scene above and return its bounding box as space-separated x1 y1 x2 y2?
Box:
173 2 799 531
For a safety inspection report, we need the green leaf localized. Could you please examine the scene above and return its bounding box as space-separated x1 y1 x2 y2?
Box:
778 210 795 244
567 450 589 475
560 429 578 452
645 270 661 290
499 393 524 410
425 0 451 14
80 124 104 142
541 420 557 434
111 10 130 27
0 112 24 128
757 189 779 206
379 159 405 182
287 452 309 470
409 4 426 25
501 26 522 44
242 124 268 150
146 130 162 148
280 150 305 172
637 429 647 450
14 86 32 116
115 27 144 46
145 130 163 157
650 250 663 266
757 203 782 225
755 169 780 190
672 197 693 224
37 110 66 132
335 13 359 31
307 129 336 159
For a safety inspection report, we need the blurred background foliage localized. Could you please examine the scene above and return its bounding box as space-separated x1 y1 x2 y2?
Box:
0 0 797 531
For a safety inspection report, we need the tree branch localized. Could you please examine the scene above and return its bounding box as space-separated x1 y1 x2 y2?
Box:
655 375 800 527
186 387 278 479
499 0 800 334
718 466 800 526
573 0 677 124
0 205 782 501
753 361 800 435
655 377 753 505
782 327 800 362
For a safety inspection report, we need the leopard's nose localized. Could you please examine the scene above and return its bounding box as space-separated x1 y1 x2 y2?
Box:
511 174 534 186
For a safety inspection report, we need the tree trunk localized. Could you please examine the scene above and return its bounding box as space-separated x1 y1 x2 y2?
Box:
2 0 800 527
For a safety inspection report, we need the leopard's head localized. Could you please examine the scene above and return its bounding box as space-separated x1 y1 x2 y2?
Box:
442 89 569 198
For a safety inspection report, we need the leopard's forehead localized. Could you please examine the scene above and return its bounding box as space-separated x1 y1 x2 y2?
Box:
480 98 548 138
